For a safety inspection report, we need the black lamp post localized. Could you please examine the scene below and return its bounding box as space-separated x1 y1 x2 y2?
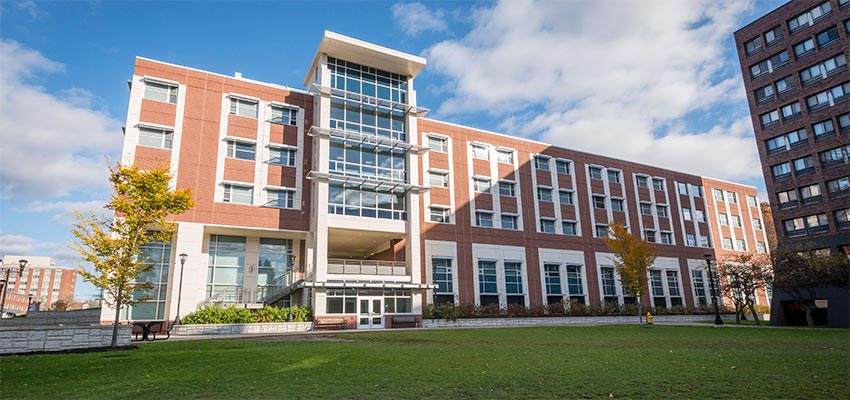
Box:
174 253 188 324
703 254 724 326
0 259 27 318
288 254 296 322
27 294 33 312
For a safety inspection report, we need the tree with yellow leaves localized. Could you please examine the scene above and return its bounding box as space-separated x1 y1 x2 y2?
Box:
71 164 193 347
603 223 657 326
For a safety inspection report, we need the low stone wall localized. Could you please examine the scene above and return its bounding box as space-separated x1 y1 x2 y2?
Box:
173 322 312 336
0 325 131 355
423 314 735 328
0 309 101 327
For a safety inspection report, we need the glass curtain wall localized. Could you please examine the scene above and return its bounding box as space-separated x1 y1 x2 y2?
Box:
121 241 171 320
207 235 246 303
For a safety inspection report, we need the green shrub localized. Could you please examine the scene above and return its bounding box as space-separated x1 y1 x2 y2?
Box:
180 305 312 325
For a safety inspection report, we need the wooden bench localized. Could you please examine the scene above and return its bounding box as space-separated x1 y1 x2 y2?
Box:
391 315 419 328
313 317 347 330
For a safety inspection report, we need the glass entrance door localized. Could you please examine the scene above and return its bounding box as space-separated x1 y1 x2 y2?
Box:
357 296 383 329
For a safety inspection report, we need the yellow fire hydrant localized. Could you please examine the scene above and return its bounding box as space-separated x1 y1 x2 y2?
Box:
646 312 653 325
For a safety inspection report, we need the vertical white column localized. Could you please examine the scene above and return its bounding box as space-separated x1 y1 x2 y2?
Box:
166 222 208 319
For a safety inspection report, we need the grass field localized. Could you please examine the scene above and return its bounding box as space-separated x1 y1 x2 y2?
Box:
3 325 848 399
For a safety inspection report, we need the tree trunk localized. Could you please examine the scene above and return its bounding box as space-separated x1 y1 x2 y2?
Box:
638 298 644 326
111 288 122 348
799 301 814 327
747 300 761 326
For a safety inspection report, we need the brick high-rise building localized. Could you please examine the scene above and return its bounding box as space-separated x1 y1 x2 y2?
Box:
1 256 76 316
734 0 849 327
104 31 769 327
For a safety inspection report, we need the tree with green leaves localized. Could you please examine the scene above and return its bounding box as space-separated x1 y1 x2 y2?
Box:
603 223 657 326
772 245 849 327
71 164 193 347
718 252 773 325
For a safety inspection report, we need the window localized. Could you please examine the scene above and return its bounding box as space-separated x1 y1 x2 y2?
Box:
691 270 708 306
473 178 491 193
807 83 850 113
269 146 296 166
429 171 449 188
793 38 815 58
726 192 738 203
433 258 453 301
802 54 847 85
138 126 173 149
841 113 850 133
656 205 668 218
819 146 849 169
713 188 724 200
686 234 697 246
747 195 758 207
695 210 706 223
760 110 780 128
745 36 763 55
592 195 606 209
700 235 711 248
731 215 741 227
471 144 489 160
206 235 246 305
430 207 450 223
558 190 574 205
753 218 763 230
328 138 407 183
561 221 578 236
230 97 258 118
640 202 652 215
544 264 562 300
265 189 295 209
144 80 178 104
771 162 791 180
677 182 688 195
499 181 516 197
601 267 617 298
788 2 832 33
537 187 553 202
812 119 836 139
650 270 664 301
636 176 649 188
652 178 664 191
595 225 609 238
722 237 733 250
555 160 571 174
428 136 447 152
535 155 550 171
607 170 620 183
270 106 297 125
835 209 850 230
501 214 518 230
775 75 795 94
226 139 256 161
719 213 729 226
497 149 514 164
666 271 682 304
764 26 783 45
691 184 703 197
589 167 603 180
645 230 657 243
478 261 498 299
223 184 253 205
780 102 802 120
777 189 799 208
793 156 815 175
806 213 828 231
539 218 556 233
757 242 768 254
783 218 806 236
611 198 624 212
566 265 583 296
826 177 850 198
755 84 775 103
682 208 693 221
475 211 494 227
504 262 524 304
799 183 822 205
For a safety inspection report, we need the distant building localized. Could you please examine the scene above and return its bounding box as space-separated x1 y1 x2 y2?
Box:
104 31 768 327
734 0 849 327
1 256 76 315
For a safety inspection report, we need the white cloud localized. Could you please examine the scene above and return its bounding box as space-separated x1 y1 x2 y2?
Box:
425 0 762 181
18 200 107 224
15 0 44 19
0 40 122 199
392 2 448 36
0 234 59 256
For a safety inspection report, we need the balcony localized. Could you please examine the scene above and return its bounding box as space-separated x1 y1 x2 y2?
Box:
327 258 408 276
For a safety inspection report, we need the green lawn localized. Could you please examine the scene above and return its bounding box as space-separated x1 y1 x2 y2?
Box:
2 325 848 399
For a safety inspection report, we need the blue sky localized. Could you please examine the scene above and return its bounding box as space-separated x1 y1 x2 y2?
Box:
0 0 786 299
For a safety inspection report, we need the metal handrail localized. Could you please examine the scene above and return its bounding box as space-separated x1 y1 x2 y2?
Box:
326 258 408 276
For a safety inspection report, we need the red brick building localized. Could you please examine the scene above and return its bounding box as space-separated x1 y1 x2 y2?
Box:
104 31 768 327
1 256 76 316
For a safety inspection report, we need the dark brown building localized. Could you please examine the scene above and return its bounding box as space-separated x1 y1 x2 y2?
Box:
734 0 849 327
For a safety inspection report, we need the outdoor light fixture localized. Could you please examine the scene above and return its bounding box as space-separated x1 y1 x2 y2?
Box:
703 254 724 326
0 259 27 318
174 253 188 324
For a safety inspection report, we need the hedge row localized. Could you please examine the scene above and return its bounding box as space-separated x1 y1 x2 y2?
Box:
422 302 734 321
180 305 312 324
